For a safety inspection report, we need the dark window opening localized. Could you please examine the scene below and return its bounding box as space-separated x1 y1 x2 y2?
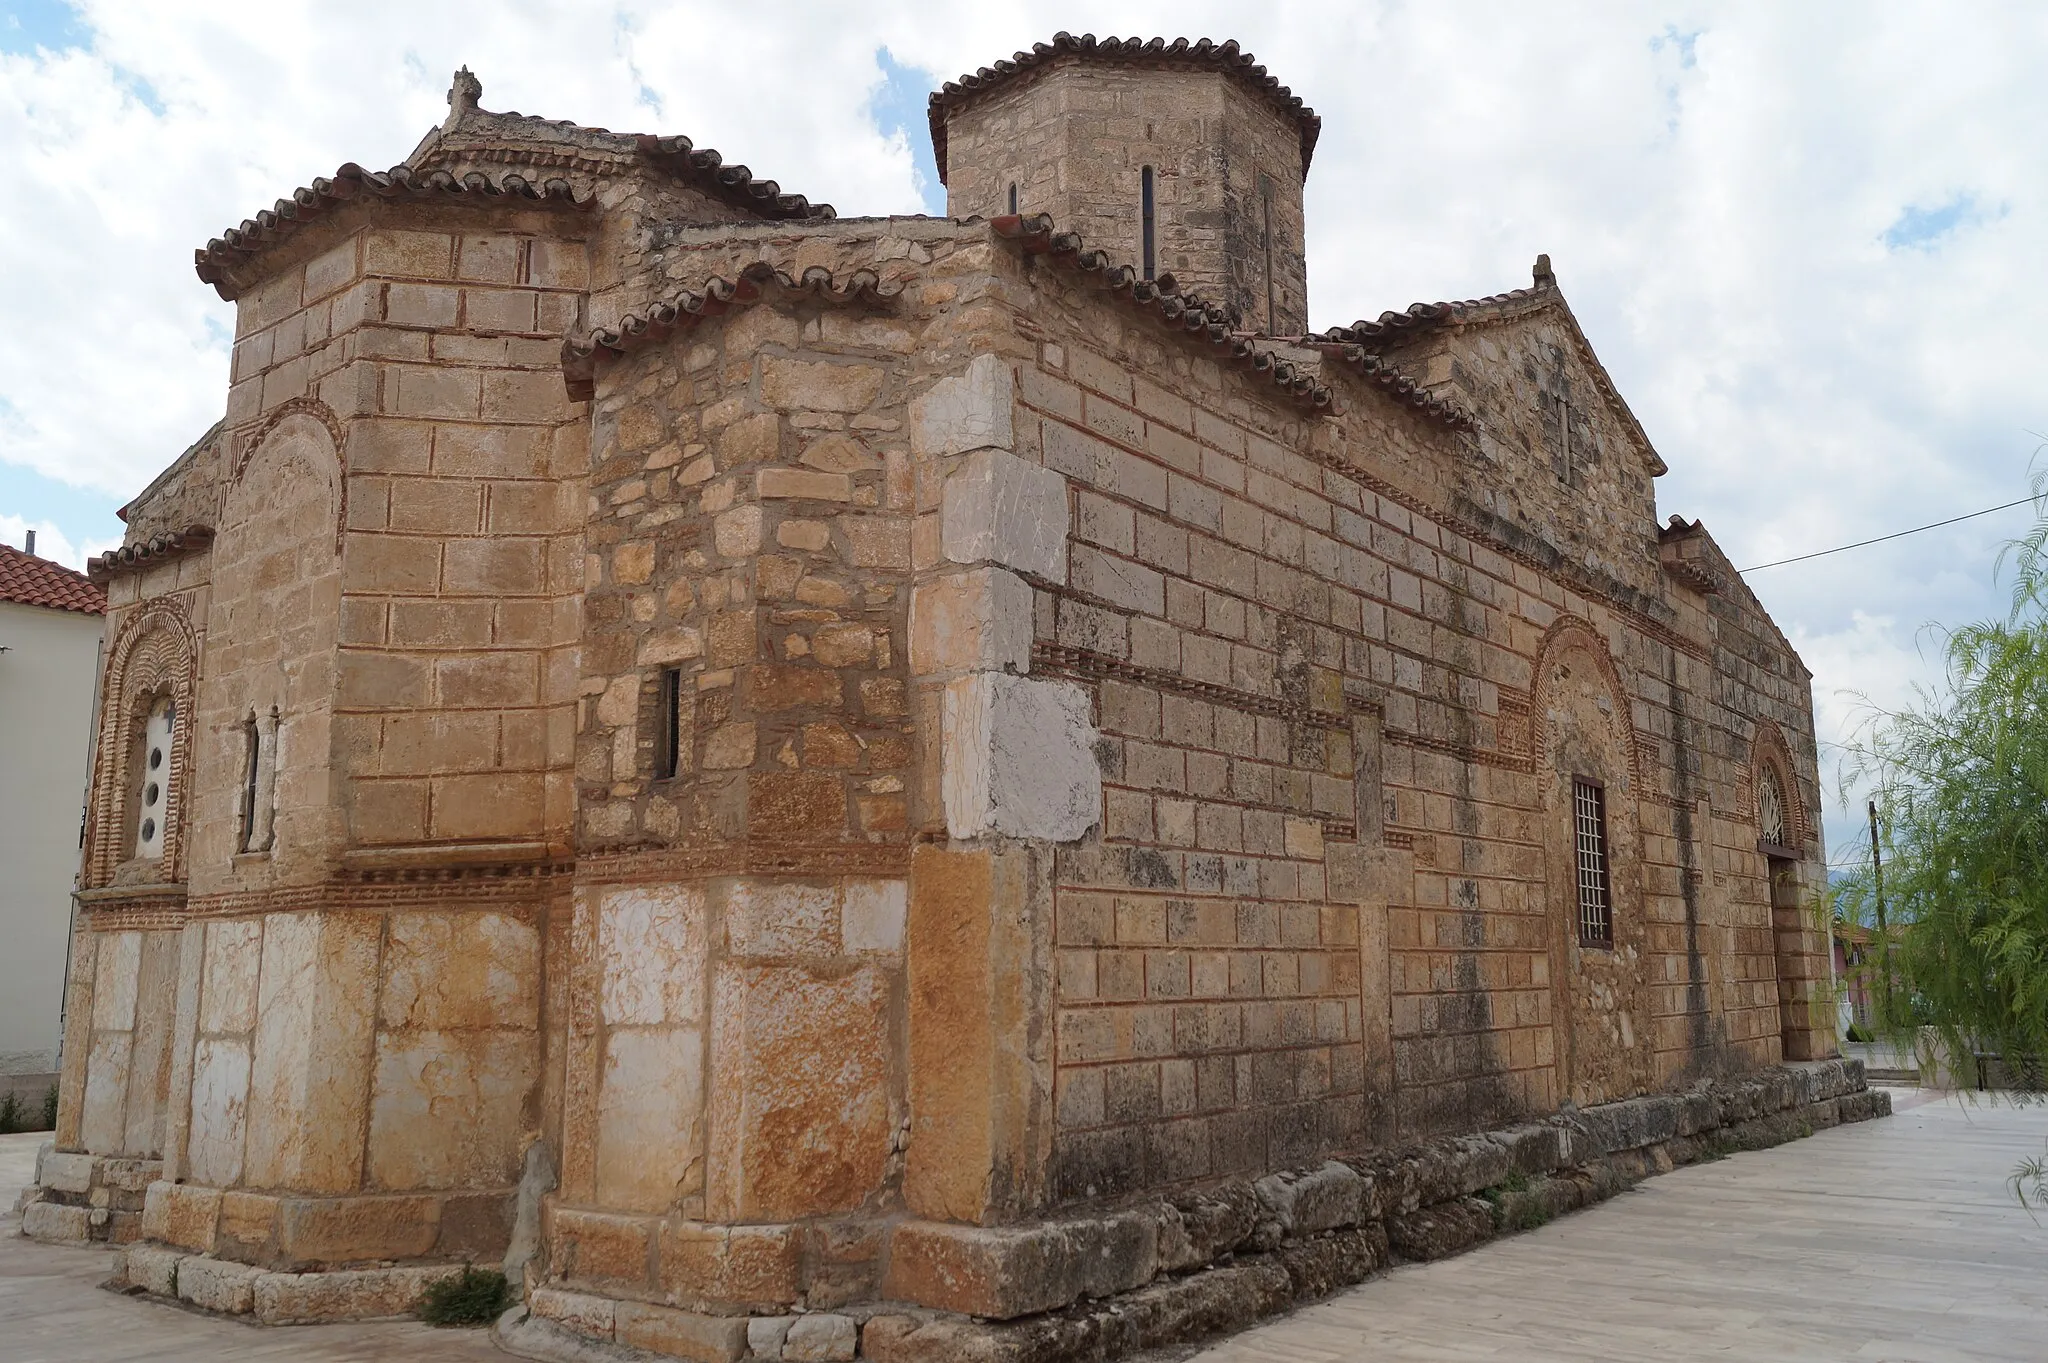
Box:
238 717 260 852
655 668 683 780
1260 172 1277 333
1140 166 1156 280
1574 777 1613 947
1007 182 1018 215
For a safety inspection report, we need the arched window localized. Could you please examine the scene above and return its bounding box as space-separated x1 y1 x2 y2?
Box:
133 695 175 860
1758 766 1787 849
1007 182 1018 215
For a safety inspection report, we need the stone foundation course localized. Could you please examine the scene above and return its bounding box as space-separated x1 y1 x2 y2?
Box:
16 1147 158 1246
494 1059 1883 1363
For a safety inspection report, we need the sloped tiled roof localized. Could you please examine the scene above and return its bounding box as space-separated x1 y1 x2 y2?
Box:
0 544 105 616
995 213 1360 416
561 262 904 401
195 165 586 299
87 526 215 583
930 35 1321 184
1319 260 1668 475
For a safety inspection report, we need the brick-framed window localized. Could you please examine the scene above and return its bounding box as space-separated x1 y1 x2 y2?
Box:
1573 776 1613 947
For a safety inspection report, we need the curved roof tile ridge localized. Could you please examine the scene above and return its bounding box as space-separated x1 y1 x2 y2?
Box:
194 163 586 299
990 212 1333 412
85 525 215 584
929 34 1321 184
1314 264 1666 474
560 262 903 400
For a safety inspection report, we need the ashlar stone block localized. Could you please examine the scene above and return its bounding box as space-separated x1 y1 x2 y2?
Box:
942 673 1102 843
941 447 1069 583
705 962 892 1221
910 568 1032 677
911 353 1013 458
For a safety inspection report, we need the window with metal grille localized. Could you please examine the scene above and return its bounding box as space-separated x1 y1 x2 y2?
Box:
1758 767 1786 848
1573 777 1612 947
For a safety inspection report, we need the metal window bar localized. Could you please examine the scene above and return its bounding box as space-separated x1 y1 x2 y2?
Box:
1574 778 1612 946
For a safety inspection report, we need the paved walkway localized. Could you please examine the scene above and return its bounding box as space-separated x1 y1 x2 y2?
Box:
4 1093 2046 1362
1187 1090 2048 1363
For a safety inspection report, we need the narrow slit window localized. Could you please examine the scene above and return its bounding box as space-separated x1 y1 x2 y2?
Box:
1140 166 1156 280
1260 172 1277 332
1573 777 1612 947
654 667 683 780
1007 182 1018 215
238 717 260 852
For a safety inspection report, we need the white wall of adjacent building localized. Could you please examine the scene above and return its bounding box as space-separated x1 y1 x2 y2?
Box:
0 599 103 1084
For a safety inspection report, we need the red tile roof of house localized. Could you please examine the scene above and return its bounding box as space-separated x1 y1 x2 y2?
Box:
0 544 106 616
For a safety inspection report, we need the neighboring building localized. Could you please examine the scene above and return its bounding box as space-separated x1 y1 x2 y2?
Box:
0 538 105 1111
22 34 1868 1358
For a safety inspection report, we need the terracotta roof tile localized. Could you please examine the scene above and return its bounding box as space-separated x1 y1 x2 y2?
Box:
0 544 105 615
561 263 905 401
87 526 214 583
195 165 586 300
1318 259 1667 475
930 35 1321 184
992 213 1337 413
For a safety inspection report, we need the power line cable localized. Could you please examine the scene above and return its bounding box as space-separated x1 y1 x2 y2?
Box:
1741 495 2039 572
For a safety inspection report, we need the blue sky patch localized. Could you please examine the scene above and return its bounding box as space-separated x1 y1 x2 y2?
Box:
0 458 127 560
870 47 944 216
1884 193 1990 251
1650 25 1701 68
0 1 84 56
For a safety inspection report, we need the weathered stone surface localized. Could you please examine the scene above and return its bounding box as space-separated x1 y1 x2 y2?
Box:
1253 1161 1367 1239
21 1200 92 1244
883 1212 1158 1320
941 448 1068 582
747 1315 798 1358
783 1312 858 1362
614 1299 750 1361
658 1220 802 1306
252 1264 462 1323
141 1180 221 1252
910 568 1031 676
176 1254 265 1314
36 1150 95 1194
911 354 1013 458
274 1194 441 1266
123 1242 184 1295
941 673 1101 842
705 963 892 1221
1385 1195 1498 1262
529 1286 618 1338
553 1206 656 1286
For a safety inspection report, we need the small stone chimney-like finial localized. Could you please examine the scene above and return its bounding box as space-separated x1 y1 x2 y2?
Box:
447 66 482 125
1533 253 1555 288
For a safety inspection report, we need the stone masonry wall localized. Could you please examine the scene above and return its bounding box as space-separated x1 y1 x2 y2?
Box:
953 235 1828 1208
942 61 1310 333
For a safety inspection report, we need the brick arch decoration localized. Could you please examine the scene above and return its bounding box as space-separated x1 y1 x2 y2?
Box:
229 396 347 549
84 596 200 887
1747 718 1813 852
1527 615 1641 784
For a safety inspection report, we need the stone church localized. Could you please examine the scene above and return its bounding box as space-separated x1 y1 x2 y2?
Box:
22 33 1878 1363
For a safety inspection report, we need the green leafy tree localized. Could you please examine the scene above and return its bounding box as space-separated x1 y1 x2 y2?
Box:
1834 472 2048 1204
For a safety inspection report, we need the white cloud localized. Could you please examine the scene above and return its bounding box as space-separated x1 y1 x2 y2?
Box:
0 514 117 572
5 1 2045 858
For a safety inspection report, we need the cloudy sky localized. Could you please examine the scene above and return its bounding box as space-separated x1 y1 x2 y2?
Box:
3 1 2042 856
